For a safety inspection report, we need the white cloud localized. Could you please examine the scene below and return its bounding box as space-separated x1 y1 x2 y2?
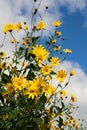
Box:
57 0 87 12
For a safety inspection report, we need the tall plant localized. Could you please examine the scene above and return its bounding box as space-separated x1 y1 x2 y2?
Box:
0 0 86 130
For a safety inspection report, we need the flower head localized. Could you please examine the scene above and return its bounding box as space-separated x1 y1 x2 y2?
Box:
41 65 52 75
64 120 69 126
56 70 67 82
36 21 46 30
32 44 49 64
51 39 56 43
70 94 77 102
0 62 7 69
3 113 9 121
52 20 62 27
12 75 26 92
63 48 72 53
60 90 67 96
23 25 28 30
53 46 61 51
10 39 16 44
50 57 60 67
55 31 62 36
24 81 39 99
3 23 15 33
6 83 13 91
0 52 6 58
70 70 76 76
43 83 56 96
15 22 22 32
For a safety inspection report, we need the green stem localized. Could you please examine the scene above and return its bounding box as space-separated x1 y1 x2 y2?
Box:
10 32 18 75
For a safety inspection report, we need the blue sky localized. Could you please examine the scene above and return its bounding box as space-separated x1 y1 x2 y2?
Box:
61 8 87 73
0 0 87 125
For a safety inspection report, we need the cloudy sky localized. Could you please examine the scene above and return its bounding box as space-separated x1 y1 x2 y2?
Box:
0 0 87 126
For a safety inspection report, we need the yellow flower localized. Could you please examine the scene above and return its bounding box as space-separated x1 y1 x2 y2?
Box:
70 118 78 128
60 90 67 96
52 20 62 27
70 94 77 102
10 39 16 44
3 113 9 121
21 41 27 45
53 46 61 51
12 75 26 92
11 67 17 73
51 112 56 118
59 112 64 117
23 25 28 30
0 52 6 58
32 44 49 64
70 70 76 76
0 64 2 69
76 125 80 129
64 120 69 126
56 70 67 82
0 62 7 69
50 57 60 67
51 39 56 43
63 48 72 53
55 31 62 36
2 90 11 99
43 83 56 96
15 22 22 32
41 65 52 75
46 75 51 80
26 87 38 99
25 45 29 49
25 81 39 99
34 78 45 88
3 23 15 33
72 118 77 124
26 37 30 42
45 108 50 113
6 83 13 91
36 21 46 30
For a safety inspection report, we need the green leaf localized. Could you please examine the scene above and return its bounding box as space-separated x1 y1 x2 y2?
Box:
29 63 40 71
61 101 65 109
46 41 50 45
6 122 12 130
33 117 42 127
52 106 62 115
17 47 24 58
25 51 36 60
19 47 24 51
35 94 46 110
50 70 56 75
26 70 36 80
1 73 11 83
10 97 16 108
57 84 62 88
32 36 40 45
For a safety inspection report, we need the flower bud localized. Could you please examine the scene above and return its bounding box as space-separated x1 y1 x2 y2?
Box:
45 6 48 9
